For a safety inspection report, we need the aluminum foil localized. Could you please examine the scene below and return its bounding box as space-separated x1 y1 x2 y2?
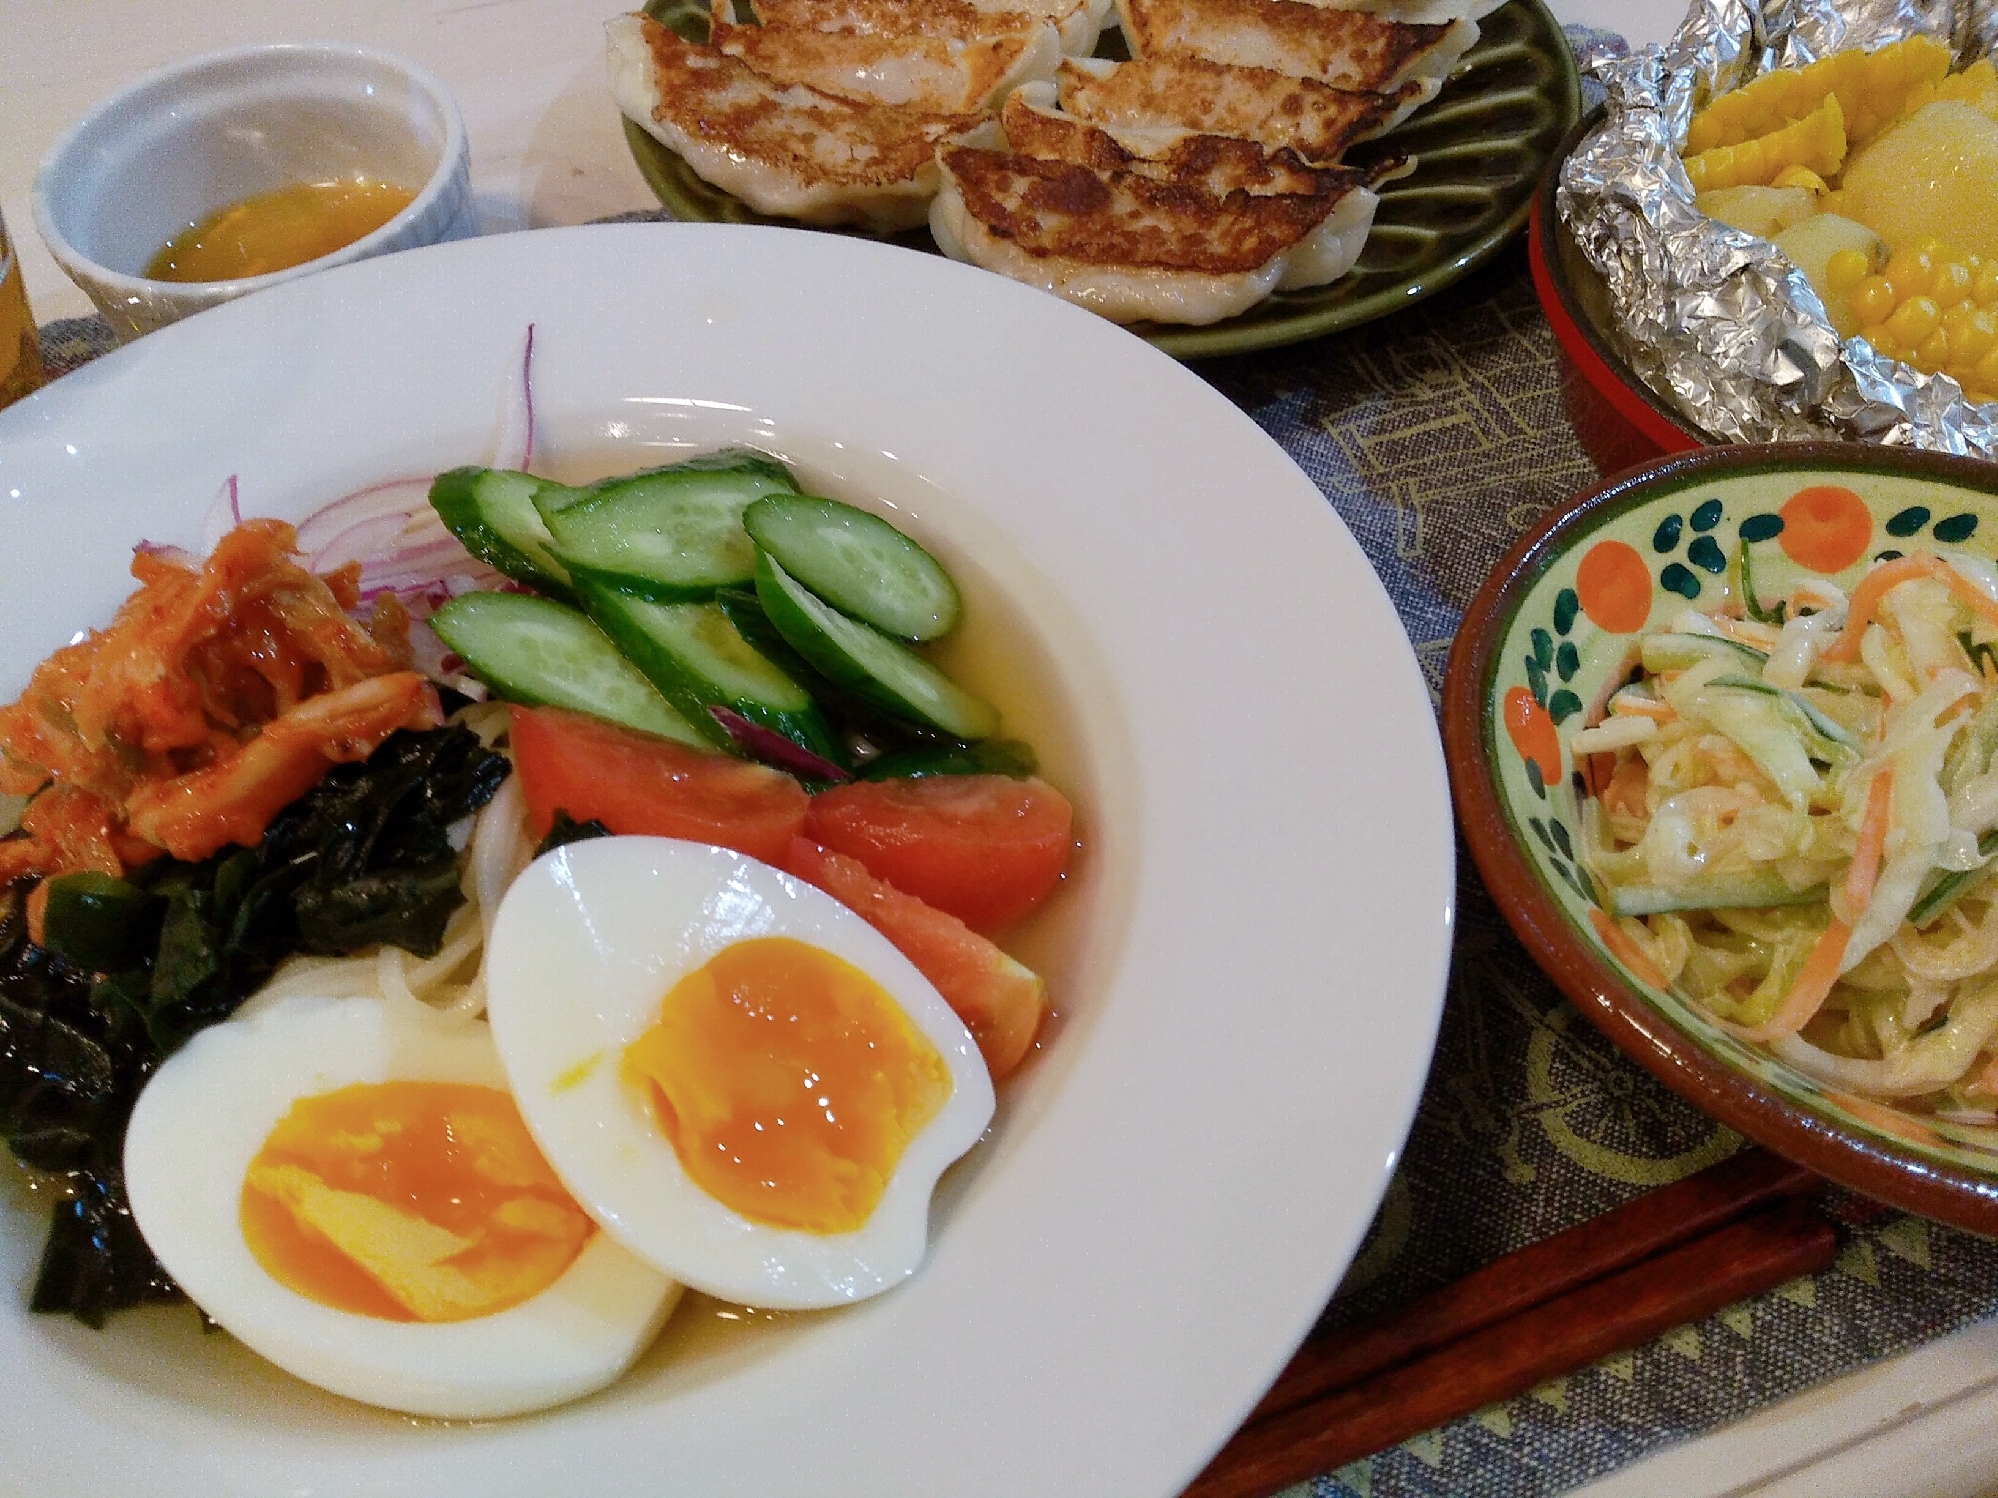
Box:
1556 0 1998 457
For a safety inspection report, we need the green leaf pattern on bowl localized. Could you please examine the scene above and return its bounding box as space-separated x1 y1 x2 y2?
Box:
1491 457 1998 1174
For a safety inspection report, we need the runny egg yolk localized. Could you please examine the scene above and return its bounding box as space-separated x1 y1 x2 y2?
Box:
623 936 952 1234
240 1081 595 1323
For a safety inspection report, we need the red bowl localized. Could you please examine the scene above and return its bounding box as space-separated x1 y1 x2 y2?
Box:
1530 116 1707 474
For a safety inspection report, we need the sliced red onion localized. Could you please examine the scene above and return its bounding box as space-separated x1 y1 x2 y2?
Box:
309 512 412 575
292 476 436 555
406 616 486 697
355 535 484 584
200 474 242 552
708 706 850 782
492 324 538 473
134 540 199 569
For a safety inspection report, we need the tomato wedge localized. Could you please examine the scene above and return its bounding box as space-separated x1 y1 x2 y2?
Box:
803 774 1073 931
507 705 807 865
780 836 1046 1079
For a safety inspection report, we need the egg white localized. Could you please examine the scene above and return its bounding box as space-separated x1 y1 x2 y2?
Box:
484 837 996 1311
123 993 682 1419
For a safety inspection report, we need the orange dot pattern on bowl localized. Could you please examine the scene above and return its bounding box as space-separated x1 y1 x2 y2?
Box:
1779 485 1874 573
1502 685 1562 788
1574 539 1653 634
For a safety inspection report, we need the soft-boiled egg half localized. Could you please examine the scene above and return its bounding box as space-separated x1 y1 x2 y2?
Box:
484 836 996 1310
124 993 681 1418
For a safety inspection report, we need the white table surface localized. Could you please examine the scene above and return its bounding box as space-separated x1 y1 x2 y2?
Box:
7 2 1993 1495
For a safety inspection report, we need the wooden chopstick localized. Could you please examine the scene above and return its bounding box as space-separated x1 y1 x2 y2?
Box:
1249 1147 1817 1424
1184 1158 1836 1498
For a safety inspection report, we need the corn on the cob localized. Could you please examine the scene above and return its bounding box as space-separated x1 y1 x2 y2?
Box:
1684 36 1952 155
1895 57 1998 127
1772 164 1830 192
1847 237 1998 403
1684 94 1848 194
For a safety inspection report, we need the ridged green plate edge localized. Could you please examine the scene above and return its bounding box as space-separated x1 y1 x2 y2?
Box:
620 0 1581 359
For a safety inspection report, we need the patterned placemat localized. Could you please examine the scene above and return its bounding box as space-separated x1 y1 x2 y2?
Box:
1196 248 1998 1498
33 240 1998 1498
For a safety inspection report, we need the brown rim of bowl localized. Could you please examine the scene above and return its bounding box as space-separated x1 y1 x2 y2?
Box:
1444 440 1998 1236
1532 109 1710 452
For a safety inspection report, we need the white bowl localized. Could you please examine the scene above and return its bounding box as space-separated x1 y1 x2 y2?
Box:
33 41 473 341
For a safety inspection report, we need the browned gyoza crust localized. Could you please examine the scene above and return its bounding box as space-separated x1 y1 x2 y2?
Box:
746 0 1077 39
1118 0 1451 91
635 15 982 191
999 90 1377 196
1054 54 1417 163
708 19 1051 111
938 146 1336 272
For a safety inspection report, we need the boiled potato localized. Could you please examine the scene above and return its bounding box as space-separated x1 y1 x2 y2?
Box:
1693 184 1819 238
1774 213 1884 335
1839 101 1998 256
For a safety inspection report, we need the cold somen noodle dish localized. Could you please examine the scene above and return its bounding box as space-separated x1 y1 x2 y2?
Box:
0 336 1077 1419
1581 539 1998 1134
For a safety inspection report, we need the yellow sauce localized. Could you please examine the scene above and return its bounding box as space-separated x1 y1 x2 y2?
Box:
240 1081 594 1322
623 937 952 1234
145 178 416 283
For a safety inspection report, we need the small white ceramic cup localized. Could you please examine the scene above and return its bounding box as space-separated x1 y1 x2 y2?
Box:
34 42 474 342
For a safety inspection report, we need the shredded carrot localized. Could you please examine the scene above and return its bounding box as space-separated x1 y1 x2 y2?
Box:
1844 769 1893 914
1822 555 1941 662
1707 615 1782 649
1739 918 1851 1042
1825 552 1998 663
1601 755 1650 819
1588 907 1670 989
1581 749 1615 800
1825 1089 1943 1146
1932 562 1998 636
1980 1052 1998 1097
1609 694 1676 722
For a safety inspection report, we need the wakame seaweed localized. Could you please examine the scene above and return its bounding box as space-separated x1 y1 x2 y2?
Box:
2 723 508 1325
532 809 613 859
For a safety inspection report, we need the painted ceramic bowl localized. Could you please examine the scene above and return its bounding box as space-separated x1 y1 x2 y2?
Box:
1528 115 1707 476
1446 443 1998 1234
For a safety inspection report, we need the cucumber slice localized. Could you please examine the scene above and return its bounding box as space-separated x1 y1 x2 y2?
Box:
743 494 960 641
429 591 705 745
429 467 575 598
535 451 797 601
580 580 842 761
40 871 161 972
861 738 1038 780
754 552 998 740
1604 870 1827 916
714 586 832 695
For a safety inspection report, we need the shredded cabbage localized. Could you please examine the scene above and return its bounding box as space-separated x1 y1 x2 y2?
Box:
1575 548 1998 1116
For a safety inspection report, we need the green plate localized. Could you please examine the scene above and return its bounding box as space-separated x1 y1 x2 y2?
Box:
621 0 1580 358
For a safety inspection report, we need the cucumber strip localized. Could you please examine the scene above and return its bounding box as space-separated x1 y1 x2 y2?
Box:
535 452 797 601
1640 633 1768 672
429 591 705 745
1711 675 1861 760
580 580 842 761
1910 832 1998 928
754 552 999 741
1738 541 1785 626
743 494 960 641
1605 871 1828 916
429 468 575 597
